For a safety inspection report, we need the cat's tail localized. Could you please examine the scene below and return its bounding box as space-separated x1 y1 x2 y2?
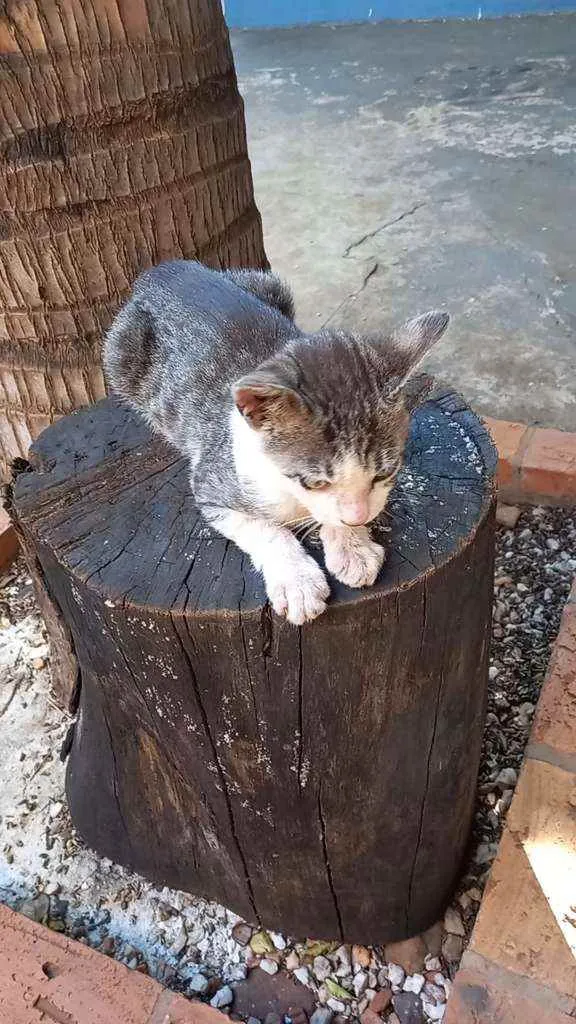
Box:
220 268 295 321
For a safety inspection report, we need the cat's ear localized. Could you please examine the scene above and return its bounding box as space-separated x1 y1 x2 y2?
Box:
233 363 308 431
389 310 449 391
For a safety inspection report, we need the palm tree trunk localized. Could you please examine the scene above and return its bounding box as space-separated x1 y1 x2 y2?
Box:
0 0 267 479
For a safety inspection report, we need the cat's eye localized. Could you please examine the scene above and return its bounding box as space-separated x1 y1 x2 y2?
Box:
373 460 401 485
300 477 331 491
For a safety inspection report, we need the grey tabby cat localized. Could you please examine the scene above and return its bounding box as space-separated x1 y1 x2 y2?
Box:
104 260 448 624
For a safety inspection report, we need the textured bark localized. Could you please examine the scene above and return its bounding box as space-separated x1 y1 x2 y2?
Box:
0 0 267 480
12 384 497 942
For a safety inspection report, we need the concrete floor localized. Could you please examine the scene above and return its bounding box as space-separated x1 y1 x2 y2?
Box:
233 14 576 429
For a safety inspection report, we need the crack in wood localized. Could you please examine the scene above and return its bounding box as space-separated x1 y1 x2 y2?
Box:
318 784 344 941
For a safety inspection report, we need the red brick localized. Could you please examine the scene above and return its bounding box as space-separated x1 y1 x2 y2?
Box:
470 760 576 1000
530 588 576 760
483 418 528 488
0 506 18 571
445 962 574 1024
520 427 576 503
0 904 228 1024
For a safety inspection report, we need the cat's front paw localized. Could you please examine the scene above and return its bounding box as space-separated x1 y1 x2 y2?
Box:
321 526 385 589
264 557 330 626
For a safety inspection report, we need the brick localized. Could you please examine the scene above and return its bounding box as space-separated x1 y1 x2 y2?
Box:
470 759 576 1000
483 418 528 488
530 588 576 761
445 961 574 1024
0 903 158 1024
0 903 228 1024
520 427 576 503
0 506 18 571
150 989 229 1024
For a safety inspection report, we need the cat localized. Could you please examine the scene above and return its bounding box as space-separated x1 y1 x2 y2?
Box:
104 260 448 625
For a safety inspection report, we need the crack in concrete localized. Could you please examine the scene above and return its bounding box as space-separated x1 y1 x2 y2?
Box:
343 202 427 258
322 259 379 327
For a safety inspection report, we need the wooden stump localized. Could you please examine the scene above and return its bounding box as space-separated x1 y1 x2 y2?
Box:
11 382 496 943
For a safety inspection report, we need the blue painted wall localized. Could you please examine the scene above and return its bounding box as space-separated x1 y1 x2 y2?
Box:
225 0 575 28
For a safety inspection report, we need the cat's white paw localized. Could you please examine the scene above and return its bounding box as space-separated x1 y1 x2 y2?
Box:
321 526 385 589
264 557 330 625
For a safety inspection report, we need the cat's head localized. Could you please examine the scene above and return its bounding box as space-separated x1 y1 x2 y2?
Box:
232 311 448 527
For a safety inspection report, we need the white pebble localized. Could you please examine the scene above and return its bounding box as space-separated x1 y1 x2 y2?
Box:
353 971 368 998
314 955 332 981
388 963 405 989
189 974 209 995
495 767 517 789
49 802 63 819
327 999 345 1013
403 973 425 994
210 985 233 1008
424 955 442 971
422 999 445 1021
286 951 300 972
270 931 287 950
488 665 499 680
260 958 278 975
294 966 310 986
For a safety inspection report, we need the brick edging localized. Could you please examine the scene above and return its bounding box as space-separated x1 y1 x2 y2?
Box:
0 902 229 1024
484 418 576 507
446 579 576 1023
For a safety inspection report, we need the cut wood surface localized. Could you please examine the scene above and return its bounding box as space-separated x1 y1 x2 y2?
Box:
12 382 497 943
0 0 267 479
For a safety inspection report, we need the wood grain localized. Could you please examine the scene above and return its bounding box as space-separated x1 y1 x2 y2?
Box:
12 384 497 942
0 0 267 479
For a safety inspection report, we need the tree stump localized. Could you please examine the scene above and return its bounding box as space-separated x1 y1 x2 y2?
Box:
11 382 496 943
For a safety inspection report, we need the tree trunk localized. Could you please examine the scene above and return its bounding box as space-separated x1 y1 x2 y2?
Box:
11 381 497 943
0 0 266 480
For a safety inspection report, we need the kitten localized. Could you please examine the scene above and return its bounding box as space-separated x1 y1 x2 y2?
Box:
104 260 448 625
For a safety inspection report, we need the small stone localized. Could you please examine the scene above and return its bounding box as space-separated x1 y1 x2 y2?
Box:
287 1008 308 1024
227 963 248 982
232 921 253 946
369 989 392 1014
310 1009 333 1024
443 907 465 937
424 955 441 972
474 842 498 866
367 971 378 988
421 922 443 958
250 931 275 955
247 1017 261 1024
376 967 388 988
546 537 560 551
269 931 287 950
387 963 405 990
360 1011 381 1024
43 880 60 896
170 922 188 956
403 974 424 995
488 666 499 681
423 981 446 1004
467 887 482 902
189 973 209 995
364 989 376 1002
100 936 115 956
294 966 310 986
210 986 234 1009
32 656 47 670
327 1000 345 1014
20 894 50 924
392 991 423 1023
260 958 279 975
384 938 425 975
49 802 63 819
352 945 371 969
286 951 300 972
334 945 351 967
353 971 367 998
442 933 463 963
495 505 520 528
495 767 518 790
422 1000 445 1021
313 955 332 982
128 958 139 970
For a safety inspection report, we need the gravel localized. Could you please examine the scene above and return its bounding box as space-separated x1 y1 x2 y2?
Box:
0 505 573 1024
